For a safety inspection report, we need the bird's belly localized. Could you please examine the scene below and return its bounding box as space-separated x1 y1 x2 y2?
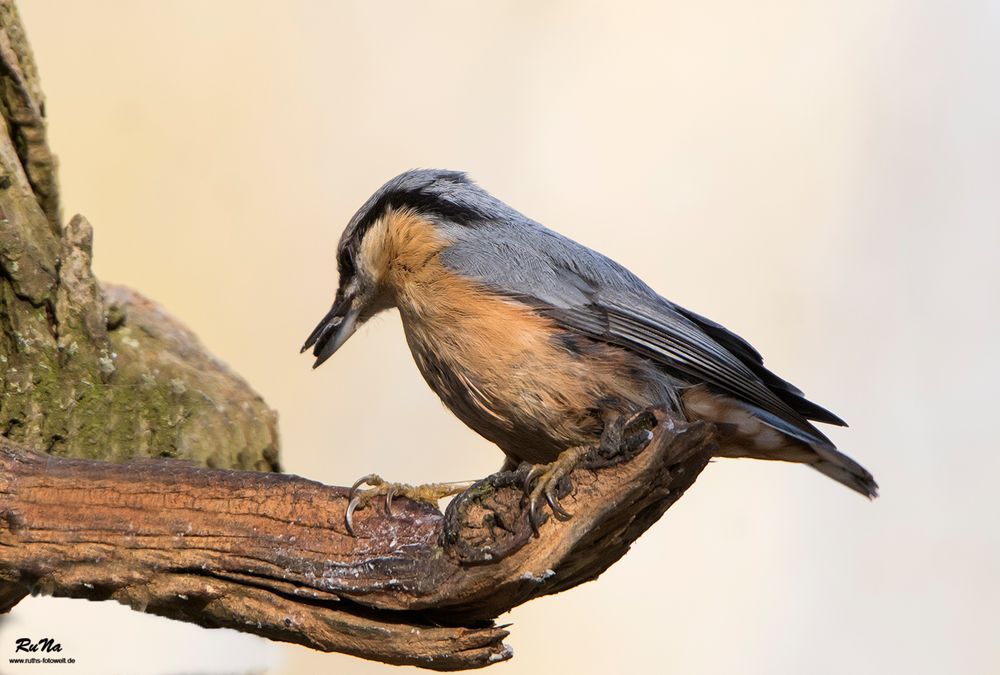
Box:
400 303 672 465
405 338 592 463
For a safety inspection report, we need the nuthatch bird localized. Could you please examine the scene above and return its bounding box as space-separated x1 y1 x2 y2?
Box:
303 169 877 532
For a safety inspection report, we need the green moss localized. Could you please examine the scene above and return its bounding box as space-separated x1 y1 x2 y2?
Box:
0 52 277 472
1 283 279 471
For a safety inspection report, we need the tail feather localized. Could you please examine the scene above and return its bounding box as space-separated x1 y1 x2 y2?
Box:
810 445 879 498
682 387 878 498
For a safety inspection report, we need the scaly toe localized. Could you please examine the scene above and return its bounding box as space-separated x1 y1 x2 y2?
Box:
522 464 546 494
523 446 589 535
349 473 385 503
344 476 475 536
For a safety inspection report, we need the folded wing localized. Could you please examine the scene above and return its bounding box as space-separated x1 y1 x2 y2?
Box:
440 222 846 449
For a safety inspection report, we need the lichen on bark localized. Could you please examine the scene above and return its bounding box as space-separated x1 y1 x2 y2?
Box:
0 0 279 471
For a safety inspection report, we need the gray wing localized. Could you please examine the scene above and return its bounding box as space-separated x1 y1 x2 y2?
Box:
439 222 845 448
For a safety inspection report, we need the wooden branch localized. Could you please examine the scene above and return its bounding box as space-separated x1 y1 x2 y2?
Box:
0 0 280 617
0 410 715 670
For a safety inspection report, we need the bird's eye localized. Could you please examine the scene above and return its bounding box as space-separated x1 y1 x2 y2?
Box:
338 251 356 279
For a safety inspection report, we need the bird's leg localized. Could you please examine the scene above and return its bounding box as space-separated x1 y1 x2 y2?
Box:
345 474 475 535
522 408 658 534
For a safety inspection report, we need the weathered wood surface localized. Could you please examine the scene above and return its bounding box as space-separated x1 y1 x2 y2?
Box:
0 411 714 669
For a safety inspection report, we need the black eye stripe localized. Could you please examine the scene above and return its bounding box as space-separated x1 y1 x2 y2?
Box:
343 187 484 266
383 188 483 225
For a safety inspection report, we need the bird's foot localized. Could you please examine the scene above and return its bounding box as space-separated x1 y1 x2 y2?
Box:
593 408 658 464
521 409 659 535
521 445 590 535
345 474 475 535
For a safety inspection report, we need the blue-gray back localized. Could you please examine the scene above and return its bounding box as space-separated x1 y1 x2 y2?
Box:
423 173 844 448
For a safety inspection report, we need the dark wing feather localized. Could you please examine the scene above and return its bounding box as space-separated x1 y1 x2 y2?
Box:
440 222 842 448
672 305 847 427
540 297 834 448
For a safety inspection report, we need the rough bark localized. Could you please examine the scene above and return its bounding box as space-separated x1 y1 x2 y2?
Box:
0 411 714 670
0 2 280 469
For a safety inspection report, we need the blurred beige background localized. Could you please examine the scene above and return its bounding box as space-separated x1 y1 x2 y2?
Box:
2 1 997 673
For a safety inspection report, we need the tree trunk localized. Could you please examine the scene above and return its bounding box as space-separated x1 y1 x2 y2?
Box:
0 0 280 471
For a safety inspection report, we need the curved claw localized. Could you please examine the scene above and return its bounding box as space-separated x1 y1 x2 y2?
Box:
545 487 572 520
345 474 383 535
384 484 398 517
344 475 472 536
345 495 361 536
523 464 545 494
528 496 544 536
349 473 380 501
521 446 592 535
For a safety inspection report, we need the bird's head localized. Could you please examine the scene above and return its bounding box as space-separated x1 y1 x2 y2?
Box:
301 169 508 368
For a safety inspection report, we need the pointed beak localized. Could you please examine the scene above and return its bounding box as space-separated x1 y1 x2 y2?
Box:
301 291 362 368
